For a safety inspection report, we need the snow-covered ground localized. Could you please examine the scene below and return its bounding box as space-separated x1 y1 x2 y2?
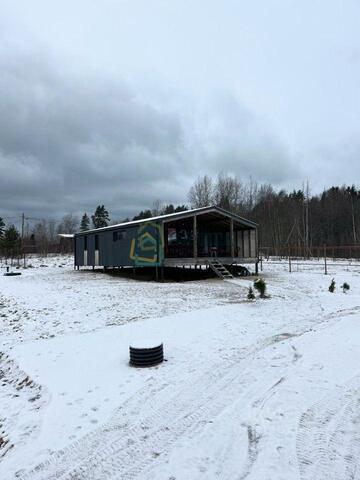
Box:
1 255 360 479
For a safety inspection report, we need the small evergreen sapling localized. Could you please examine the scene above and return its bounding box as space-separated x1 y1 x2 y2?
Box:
247 286 255 300
254 278 267 298
342 282 350 293
328 278 336 293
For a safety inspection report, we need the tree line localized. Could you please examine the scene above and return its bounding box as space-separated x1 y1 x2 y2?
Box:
0 202 188 256
2 175 360 257
188 174 360 249
78 202 188 231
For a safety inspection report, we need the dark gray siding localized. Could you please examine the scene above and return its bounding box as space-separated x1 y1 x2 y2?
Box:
75 236 85 266
75 225 145 267
111 226 137 266
98 227 137 267
87 234 95 266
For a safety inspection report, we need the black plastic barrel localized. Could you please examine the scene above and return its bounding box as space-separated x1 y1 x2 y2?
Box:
129 341 164 367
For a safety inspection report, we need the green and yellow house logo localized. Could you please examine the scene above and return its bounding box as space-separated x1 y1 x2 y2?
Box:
129 222 164 266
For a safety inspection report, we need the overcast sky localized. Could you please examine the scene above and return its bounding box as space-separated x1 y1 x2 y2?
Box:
1 0 360 223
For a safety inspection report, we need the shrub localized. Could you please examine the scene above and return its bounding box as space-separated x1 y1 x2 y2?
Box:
254 278 267 298
342 282 350 293
328 278 336 293
247 286 255 300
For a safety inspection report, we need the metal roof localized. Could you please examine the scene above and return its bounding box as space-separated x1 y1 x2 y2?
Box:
75 206 257 236
58 233 75 238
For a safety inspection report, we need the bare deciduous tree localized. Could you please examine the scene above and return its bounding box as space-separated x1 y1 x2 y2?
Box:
152 200 165 216
57 214 79 234
188 175 214 208
213 173 243 213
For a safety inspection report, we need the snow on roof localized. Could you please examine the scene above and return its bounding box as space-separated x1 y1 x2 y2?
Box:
58 234 75 238
76 205 257 236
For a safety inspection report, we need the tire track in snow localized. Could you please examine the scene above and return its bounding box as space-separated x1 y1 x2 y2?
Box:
19 306 360 480
297 377 360 480
18 333 298 480
235 376 285 480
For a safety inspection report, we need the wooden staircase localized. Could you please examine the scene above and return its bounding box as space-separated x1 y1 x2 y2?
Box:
208 259 233 279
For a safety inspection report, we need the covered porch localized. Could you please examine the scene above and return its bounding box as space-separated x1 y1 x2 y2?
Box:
162 209 258 266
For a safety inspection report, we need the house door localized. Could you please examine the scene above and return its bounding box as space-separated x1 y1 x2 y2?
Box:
207 233 219 256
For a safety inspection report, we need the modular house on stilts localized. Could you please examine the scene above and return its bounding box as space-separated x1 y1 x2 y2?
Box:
73 206 259 279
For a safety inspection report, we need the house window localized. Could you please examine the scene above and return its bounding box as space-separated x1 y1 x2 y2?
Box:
167 228 177 245
84 236 87 251
113 231 126 242
95 235 99 250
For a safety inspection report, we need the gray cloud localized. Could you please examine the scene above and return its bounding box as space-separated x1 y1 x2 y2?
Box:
1 0 360 224
0 49 298 222
0 53 185 217
186 93 298 184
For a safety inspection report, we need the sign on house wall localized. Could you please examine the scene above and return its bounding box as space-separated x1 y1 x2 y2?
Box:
129 222 164 266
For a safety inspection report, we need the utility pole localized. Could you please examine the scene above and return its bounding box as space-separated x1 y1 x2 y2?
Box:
21 213 26 267
21 213 25 242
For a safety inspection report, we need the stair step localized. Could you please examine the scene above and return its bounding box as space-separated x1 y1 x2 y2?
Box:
208 259 233 280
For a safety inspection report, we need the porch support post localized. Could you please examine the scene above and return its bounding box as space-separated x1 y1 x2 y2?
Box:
230 218 235 258
193 215 198 259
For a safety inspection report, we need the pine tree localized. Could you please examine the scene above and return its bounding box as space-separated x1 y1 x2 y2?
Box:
80 213 90 232
0 217 5 238
163 204 175 215
175 205 188 212
328 278 336 293
247 286 255 300
2 225 21 258
91 205 110 229
132 210 153 221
